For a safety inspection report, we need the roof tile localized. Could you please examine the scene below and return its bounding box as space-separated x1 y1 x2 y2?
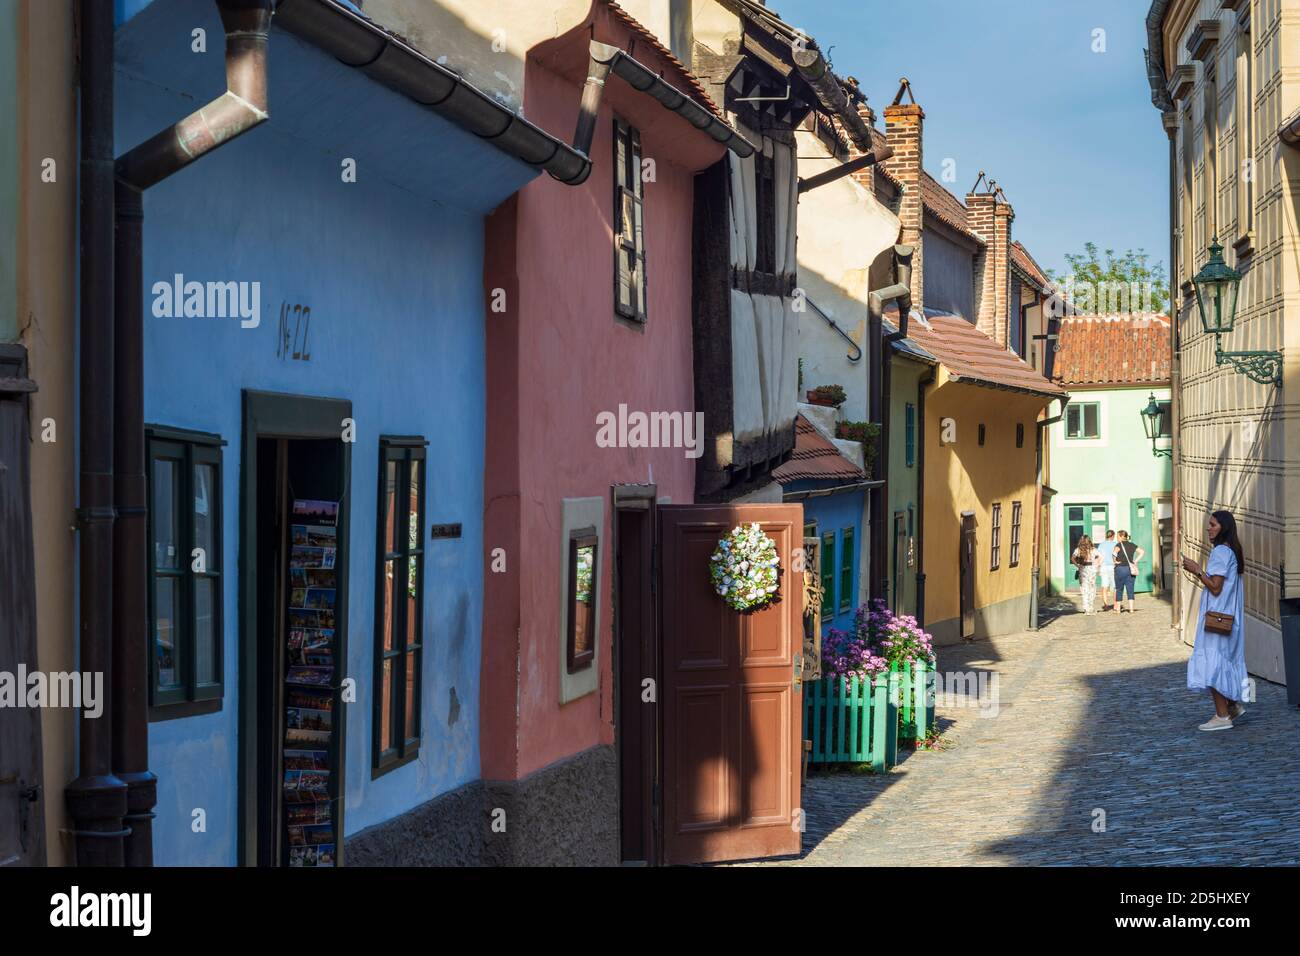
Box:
773 415 867 484
1053 314 1171 386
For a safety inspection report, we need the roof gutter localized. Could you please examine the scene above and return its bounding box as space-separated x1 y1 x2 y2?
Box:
273 0 591 184
576 41 756 159
1145 0 1175 113
783 479 883 502
791 47 873 152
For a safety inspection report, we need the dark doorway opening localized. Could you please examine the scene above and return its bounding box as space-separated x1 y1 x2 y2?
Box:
614 487 657 865
960 512 976 640
240 392 351 867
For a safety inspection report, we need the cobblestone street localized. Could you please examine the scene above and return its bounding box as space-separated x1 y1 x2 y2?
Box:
750 595 1300 866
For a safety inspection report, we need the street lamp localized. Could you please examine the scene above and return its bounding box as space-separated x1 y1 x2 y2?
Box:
1140 392 1172 458
1192 238 1281 385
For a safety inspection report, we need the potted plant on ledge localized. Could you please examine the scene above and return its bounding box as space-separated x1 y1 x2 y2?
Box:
805 384 846 408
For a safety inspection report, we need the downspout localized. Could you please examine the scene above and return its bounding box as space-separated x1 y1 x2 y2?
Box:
867 245 914 604
1165 112 1181 636
111 0 273 866
916 365 936 627
67 0 128 866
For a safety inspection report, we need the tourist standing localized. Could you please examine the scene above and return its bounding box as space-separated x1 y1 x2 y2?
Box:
1071 535 1100 614
1099 529 1117 611
1113 530 1144 613
1182 510 1248 732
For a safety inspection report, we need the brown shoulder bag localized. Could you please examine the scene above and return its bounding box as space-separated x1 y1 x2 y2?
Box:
1205 610 1234 635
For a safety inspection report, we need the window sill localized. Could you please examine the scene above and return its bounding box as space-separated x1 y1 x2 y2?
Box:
1232 232 1254 260
371 747 420 781
149 698 222 722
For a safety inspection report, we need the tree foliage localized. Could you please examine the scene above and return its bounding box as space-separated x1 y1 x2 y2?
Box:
1046 242 1169 315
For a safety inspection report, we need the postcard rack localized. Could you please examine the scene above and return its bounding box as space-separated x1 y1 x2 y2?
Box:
281 498 341 867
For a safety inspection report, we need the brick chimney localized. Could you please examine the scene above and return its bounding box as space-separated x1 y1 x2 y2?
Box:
966 179 1014 346
883 96 924 309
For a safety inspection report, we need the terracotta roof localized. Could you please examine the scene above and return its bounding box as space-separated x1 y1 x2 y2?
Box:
888 307 1066 397
773 415 867 484
1053 314 1171 386
605 1 724 120
921 173 982 242
1011 241 1050 291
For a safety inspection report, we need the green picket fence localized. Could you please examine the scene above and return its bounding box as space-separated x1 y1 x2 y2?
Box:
893 660 936 745
804 661 936 770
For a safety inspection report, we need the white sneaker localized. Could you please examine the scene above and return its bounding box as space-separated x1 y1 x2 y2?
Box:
1198 715 1233 732
1229 703 1246 721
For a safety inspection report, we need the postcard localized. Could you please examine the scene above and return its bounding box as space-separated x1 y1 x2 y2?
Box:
284 749 329 771
292 499 338 525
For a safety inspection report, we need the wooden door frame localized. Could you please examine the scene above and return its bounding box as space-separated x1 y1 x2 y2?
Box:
238 390 352 867
612 483 658 865
959 511 976 639
1062 501 1109 590
658 504 803 865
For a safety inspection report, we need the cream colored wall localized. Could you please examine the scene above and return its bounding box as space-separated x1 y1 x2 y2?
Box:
19 0 77 865
359 0 593 111
923 367 1049 628
794 127 900 423
1165 0 1298 681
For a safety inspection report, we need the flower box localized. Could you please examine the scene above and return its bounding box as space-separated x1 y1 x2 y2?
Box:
802 661 936 770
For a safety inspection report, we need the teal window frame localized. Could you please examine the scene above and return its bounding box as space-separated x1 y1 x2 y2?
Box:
1065 402 1100 439
839 527 854 612
820 531 836 610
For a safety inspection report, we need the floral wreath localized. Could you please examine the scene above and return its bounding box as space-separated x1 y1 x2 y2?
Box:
709 523 781 612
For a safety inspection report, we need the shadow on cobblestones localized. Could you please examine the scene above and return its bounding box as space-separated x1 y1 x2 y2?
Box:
730 595 1300 866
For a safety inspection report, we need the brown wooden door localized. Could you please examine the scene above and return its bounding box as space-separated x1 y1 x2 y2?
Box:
960 513 976 640
0 345 45 865
659 504 802 864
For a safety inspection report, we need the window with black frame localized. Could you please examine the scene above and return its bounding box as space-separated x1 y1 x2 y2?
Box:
373 437 427 775
147 426 224 716
614 118 647 323
566 528 598 674
990 502 1002 571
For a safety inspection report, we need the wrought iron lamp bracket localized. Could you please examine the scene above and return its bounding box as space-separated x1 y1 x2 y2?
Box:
1213 338 1282 386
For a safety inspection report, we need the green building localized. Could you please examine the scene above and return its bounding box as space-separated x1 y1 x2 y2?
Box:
1048 315 1174 594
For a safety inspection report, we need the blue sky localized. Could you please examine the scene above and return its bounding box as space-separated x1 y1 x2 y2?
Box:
777 0 1168 279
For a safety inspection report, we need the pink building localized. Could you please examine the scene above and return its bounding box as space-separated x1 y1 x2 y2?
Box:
480 1 751 864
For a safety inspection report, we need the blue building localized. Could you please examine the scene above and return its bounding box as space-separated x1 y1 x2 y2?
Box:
114 0 584 865
775 413 871 636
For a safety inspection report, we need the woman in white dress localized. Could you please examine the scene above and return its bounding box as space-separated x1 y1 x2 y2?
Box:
1071 535 1101 614
1181 510 1247 732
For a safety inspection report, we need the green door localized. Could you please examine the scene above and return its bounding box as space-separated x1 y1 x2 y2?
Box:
1129 498 1154 593
1064 503 1108 590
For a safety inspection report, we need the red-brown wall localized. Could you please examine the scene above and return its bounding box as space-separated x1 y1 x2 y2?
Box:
481 35 726 780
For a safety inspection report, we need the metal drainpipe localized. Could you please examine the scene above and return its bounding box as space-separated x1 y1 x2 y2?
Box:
916 365 937 627
1165 116 1182 638
111 0 273 866
67 0 128 867
867 246 914 605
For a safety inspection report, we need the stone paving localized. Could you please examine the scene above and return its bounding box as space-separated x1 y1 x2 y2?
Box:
749 594 1300 866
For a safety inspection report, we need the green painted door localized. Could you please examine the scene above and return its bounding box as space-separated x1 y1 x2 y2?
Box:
1129 498 1154 593
1064 503 1108 589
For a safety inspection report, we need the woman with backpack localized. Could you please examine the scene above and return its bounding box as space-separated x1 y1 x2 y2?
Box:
1071 535 1100 614
1113 530 1144 614
1181 510 1248 732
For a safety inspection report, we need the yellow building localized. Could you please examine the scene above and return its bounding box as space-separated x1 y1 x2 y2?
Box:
1 0 77 865
905 311 1067 644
